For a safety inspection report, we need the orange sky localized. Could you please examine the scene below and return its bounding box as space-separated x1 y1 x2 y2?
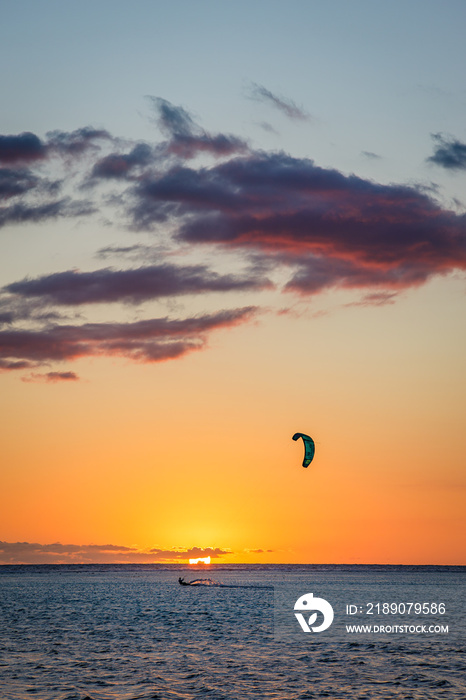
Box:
1 277 465 565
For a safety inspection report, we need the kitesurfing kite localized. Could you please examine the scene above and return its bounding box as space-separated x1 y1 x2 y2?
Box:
292 432 315 468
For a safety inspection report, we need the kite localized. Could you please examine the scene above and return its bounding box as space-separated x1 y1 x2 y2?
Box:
292 432 315 468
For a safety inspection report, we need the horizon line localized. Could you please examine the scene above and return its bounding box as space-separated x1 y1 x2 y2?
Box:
1 562 464 567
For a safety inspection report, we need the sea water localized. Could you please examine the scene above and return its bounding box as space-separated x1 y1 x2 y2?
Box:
0 565 464 699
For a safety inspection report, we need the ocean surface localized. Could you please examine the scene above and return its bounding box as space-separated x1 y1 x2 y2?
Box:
0 564 464 700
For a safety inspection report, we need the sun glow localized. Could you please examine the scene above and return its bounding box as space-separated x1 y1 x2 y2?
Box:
189 556 211 565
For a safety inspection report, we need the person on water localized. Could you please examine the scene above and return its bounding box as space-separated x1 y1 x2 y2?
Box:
179 577 187 585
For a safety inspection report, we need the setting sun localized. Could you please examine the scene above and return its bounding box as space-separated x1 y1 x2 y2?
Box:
189 556 211 565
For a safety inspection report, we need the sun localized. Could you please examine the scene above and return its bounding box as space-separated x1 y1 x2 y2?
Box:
189 556 211 565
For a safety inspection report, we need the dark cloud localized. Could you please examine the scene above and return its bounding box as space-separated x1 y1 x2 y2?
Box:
0 127 113 168
0 541 233 564
427 133 466 171
345 291 399 307
248 83 311 121
0 128 110 233
148 546 231 560
91 143 154 180
0 307 257 369
22 371 79 383
0 307 14 324
166 133 248 160
0 358 34 370
284 255 432 295
0 200 66 227
128 151 466 293
128 164 240 230
0 132 47 164
151 97 197 139
96 243 155 259
0 541 138 564
4 263 270 306
0 198 95 229
0 294 68 328
149 97 248 160
46 127 113 156
46 370 79 381
0 168 39 200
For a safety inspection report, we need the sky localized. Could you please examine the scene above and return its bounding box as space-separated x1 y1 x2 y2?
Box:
1 0 465 565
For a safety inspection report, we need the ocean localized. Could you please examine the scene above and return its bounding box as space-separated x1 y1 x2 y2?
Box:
0 564 464 699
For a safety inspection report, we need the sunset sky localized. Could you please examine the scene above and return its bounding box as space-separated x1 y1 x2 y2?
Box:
1 0 465 565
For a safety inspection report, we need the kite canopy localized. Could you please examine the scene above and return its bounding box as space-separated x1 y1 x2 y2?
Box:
292 432 315 468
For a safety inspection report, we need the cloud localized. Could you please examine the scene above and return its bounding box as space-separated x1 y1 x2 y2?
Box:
148 546 231 560
6 118 465 303
151 97 197 139
427 133 466 171
0 130 103 231
345 291 399 307
0 358 33 370
4 264 269 306
0 168 40 200
0 200 65 228
0 128 114 231
46 127 113 156
0 132 47 164
248 83 311 121
45 370 79 381
2 103 466 383
91 143 154 180
0 128 112 167
0 541 233 564
284 255 431 295
148 151 466 293
361 150 382 160
0 294 68 328
96 243 160 260
257 121 279 135
0 198 95 229
22 370 79 383
149 97 248 160
0 307 257 369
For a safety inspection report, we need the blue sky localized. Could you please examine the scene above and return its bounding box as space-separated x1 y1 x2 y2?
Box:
2 0 465 198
